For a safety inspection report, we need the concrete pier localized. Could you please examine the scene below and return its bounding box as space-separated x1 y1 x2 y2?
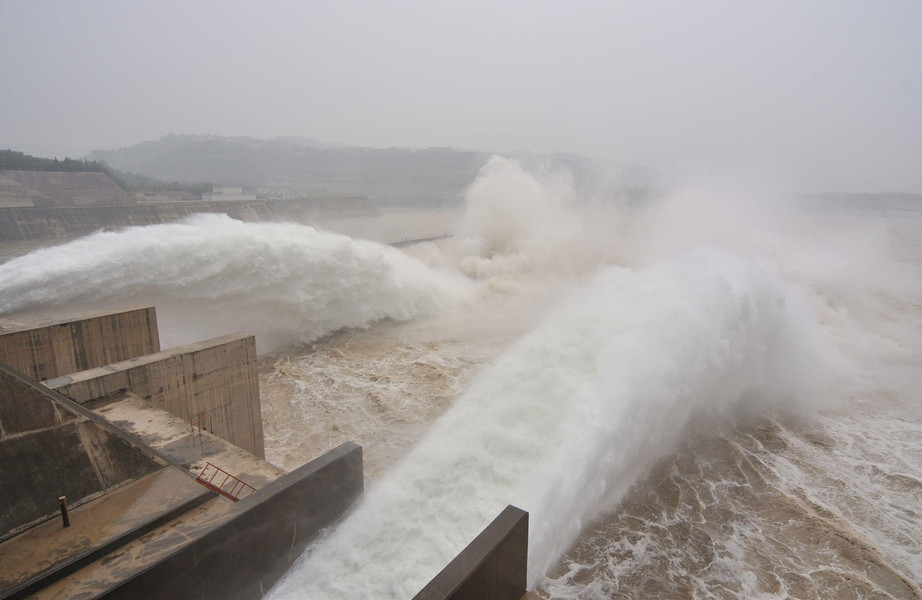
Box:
30 443 363 600
1 303 535 599
0 306 160 382
0 306 365 600
0 305 369 599
89 391 284 492
0 362 167 543
414 506 529 600
46 333 265 458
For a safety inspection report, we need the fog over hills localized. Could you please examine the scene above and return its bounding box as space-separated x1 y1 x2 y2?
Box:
88 135 660 208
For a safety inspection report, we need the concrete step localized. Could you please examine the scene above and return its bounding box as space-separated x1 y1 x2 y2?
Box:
89 391 285 495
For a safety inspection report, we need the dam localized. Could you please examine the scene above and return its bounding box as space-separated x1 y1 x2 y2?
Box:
0 306 530 599
0 169 381 243
4 163 917 599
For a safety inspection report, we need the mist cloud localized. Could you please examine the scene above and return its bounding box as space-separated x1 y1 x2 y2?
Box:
0 0 919 192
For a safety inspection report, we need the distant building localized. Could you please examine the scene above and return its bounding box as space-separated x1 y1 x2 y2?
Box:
201 185 256 202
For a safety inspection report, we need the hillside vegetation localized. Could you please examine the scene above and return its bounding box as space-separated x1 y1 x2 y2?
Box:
1 149 110 174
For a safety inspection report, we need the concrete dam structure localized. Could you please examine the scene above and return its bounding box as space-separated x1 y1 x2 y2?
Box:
0 171 133 208
0 306 531 599
0 307 363 599
0 170 381 242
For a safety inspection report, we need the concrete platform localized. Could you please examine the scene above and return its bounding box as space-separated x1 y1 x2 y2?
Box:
30 443 363 600
29 484 244 600
0 465 211 599
45 333 266 458
89 392 286 496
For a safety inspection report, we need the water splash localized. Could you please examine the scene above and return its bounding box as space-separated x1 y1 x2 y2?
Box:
268 248 832 599
0 213 468 351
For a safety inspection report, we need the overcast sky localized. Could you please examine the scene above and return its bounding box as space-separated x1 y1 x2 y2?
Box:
1 0 919 192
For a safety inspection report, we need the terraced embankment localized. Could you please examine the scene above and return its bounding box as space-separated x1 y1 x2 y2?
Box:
0 196 380 242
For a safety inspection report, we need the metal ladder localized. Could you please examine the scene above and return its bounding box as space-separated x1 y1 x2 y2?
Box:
195 462 257 501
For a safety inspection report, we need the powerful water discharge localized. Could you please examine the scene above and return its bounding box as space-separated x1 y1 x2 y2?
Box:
0 214 467 351
1 157 919 599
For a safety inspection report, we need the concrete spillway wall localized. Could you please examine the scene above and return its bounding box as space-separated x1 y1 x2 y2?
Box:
0 196 380 242
414 506 529 600
47 333 265 458
0 363 166 542
95 442 363 600
0 307 160 382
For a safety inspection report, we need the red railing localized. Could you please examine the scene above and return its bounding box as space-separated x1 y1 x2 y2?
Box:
195 462 257 501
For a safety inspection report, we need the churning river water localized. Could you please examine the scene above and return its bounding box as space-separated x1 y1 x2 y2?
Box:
0 158 919 599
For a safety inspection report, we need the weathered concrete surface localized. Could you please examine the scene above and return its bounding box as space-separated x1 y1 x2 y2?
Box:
414 506 529 600
47 333 265 458
0 175 41 208
33 443 364 600
0 171 133 207
0 466 212 600
90 391 285 495
0 306 160 382
0 196 380 241
0 363 167 542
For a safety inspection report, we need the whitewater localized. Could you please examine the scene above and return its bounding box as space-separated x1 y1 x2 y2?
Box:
0 157 918 599
0 214 467 351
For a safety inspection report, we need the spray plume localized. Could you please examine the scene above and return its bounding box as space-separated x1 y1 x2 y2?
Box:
0 214 468 350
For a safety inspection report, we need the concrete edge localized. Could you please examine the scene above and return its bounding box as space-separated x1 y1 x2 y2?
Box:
95 441 364 599
0 361 183 476
413 505 529 600
1 481 216 600
44 332 254 388
0 306 156 336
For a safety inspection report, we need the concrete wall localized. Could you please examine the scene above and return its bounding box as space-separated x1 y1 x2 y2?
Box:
99 442 363 600
0 196 380 241
0 363 165 542
0 307 160 382
0 174 40 208
48 334 265 458
413 506 529 600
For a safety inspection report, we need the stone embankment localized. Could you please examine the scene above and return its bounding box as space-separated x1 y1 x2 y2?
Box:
0 171 133 208
0 196 380 242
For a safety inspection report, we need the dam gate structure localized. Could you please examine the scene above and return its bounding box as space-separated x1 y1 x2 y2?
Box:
0 306 363 599
0 305 533 599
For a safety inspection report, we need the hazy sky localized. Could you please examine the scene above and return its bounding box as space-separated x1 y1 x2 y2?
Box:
1 0 919 192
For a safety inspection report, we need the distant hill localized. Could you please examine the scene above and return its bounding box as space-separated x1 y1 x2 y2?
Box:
87 135 665 208
88 135 490 207
1 149 113 176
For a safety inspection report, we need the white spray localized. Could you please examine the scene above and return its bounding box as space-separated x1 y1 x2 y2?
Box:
0 214 468 351
269 248 831 597
1 158 877 598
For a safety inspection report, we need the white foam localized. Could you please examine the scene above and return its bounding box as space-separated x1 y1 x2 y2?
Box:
268 248 831 598
0 214 468 351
